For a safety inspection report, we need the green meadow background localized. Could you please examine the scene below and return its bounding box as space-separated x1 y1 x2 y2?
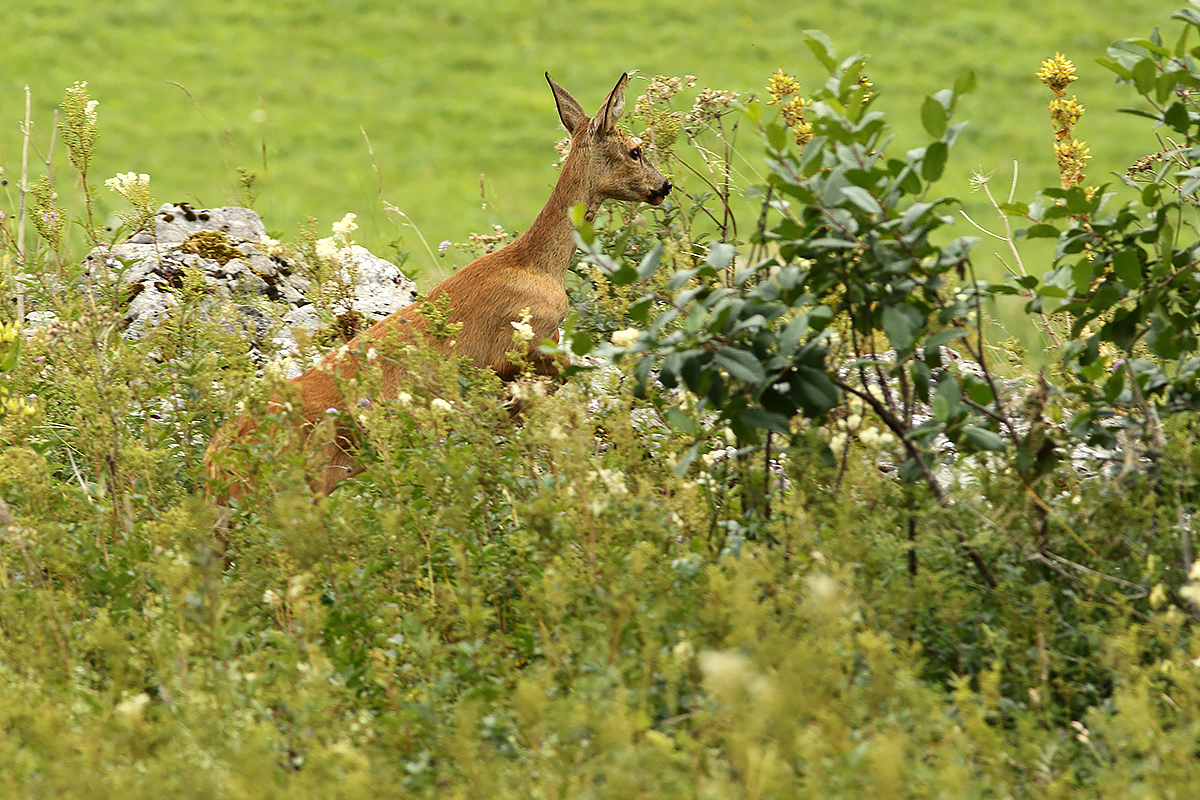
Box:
0 0 1173 281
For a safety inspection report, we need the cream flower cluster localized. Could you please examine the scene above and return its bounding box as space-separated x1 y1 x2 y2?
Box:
315 213 359 262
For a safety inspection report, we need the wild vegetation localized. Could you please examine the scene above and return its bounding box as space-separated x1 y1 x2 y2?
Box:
4 5 1200 797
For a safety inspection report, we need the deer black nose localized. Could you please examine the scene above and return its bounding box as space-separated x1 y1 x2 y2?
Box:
657 180 672 198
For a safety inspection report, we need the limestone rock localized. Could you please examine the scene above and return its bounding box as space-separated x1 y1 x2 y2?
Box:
81 204 417 377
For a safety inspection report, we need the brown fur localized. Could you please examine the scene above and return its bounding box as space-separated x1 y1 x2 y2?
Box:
205 73 671 499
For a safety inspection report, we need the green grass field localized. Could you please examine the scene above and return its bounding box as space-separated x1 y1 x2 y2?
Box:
1 0 1174 281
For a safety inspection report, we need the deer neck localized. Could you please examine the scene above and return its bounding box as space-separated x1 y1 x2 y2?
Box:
504 147 598 283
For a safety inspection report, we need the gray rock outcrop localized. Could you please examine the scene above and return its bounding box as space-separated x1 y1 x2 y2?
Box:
81 203 417 376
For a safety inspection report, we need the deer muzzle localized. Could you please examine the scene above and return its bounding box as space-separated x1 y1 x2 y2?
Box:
647 180 672 206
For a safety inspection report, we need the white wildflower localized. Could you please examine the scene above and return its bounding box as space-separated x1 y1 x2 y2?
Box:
287 573 310 601
115 692 151 721
430 398 454 413
331 212 358 246
511 319 535 343
699 649 753 699
315 237 340 262
610 327 640 348
588 467 628 497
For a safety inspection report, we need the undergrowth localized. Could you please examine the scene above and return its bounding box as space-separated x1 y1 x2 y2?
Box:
3 9 1200 798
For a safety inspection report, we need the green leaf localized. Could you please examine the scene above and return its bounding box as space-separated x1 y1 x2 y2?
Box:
1024 223 1061 239
998 201 1029 216
791 365 840 417
668 268 698 293
765 120 790 152
1131 57 1157 95
1172 7 1200 27
0 339 19 374
1095 55 1132 81
961 425 1005 452
627 295 654 325
920 95 947 138
840 186 883 215
742 98 764 125
1089 282 1123 312
665 407 699 435
570 330 594 356
924 327 969 351
1036 285 1067 298
779 314 810 355
1072 260 1096 294
571 205 593 242
636 242 664 280
608 263 638 285
1103 369 1126 403
713 346 766 384
1111 248 1143 289
953 70 978 98
922 141 948 182
1163 101 1190 134
705 242 736 270
673 442 700 477
738 406 791 435
965 379 996 406
931 394 950 422
803 30 838 71
881 303 924 353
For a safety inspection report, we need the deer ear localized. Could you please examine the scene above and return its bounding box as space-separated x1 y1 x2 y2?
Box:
593 73 628 135
546 73 589 136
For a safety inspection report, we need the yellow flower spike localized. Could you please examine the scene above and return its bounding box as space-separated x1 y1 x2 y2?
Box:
1037 53 1078 95
1047 97 1085 136
780 97 811 127
1054 139 1092 188
766 69 801 104
793 120 815 147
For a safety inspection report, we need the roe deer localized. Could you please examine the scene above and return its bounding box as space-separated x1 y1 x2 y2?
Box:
204 72 671 499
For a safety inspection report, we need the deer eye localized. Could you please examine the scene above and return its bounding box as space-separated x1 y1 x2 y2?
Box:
629 147 641 161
